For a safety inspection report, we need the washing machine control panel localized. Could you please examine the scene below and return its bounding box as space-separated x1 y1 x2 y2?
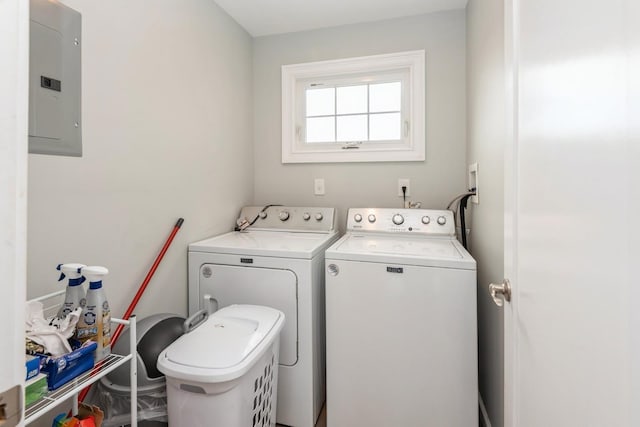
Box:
346 208 455 236
237 206 336 232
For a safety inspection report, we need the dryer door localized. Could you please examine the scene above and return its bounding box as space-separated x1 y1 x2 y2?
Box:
198 264 298 366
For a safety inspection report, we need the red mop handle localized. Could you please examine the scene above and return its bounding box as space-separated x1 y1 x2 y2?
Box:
111 217 184 345
76 217 184 406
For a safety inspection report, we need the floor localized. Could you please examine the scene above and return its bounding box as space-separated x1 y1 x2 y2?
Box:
276 404 326 427
280 404 482 427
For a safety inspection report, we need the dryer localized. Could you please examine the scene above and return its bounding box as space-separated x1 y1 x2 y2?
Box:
325 208 477 427
188 206 339 427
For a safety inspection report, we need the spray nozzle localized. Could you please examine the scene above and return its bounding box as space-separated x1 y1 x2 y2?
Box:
57 264 66 281
57 263 87 284
81 266 109 289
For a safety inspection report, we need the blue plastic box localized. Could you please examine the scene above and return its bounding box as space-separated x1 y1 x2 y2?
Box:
26 355 41 380
40 341 97 390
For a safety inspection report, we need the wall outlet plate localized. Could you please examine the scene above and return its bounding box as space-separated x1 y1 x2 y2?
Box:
398 178 411 197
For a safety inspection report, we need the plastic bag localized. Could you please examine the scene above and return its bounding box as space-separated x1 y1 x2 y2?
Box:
90 381 168 427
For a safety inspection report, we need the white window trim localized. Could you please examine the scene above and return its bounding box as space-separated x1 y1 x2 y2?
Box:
282 50 425 164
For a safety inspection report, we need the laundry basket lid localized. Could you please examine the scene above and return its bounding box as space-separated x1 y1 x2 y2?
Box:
157 305 284 383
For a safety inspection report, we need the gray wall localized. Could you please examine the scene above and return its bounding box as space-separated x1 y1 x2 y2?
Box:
27 0 254 319
253 11 467 225
466 0 505 425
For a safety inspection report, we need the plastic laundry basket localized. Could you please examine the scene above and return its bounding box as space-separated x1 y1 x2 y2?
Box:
157 304 285 427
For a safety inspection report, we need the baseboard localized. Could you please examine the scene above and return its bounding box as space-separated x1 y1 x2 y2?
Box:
479 393 492 427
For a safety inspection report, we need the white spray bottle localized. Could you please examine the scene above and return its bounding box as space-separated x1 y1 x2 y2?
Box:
56 263 87 319
76 266 111 361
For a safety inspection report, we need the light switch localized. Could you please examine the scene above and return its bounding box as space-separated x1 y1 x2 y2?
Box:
314 178 325 195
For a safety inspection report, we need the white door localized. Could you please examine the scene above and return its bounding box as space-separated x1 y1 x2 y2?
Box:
0 0 29 425
503 0 640 425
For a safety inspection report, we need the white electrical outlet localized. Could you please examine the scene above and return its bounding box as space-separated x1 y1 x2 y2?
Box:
314 178 325 195
468 163 479 204
398 179 411 197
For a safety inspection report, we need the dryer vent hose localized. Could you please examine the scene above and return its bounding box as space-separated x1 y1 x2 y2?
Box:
459 195 472 250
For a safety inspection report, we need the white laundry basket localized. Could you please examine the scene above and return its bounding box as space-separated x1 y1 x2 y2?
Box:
157 305 284 427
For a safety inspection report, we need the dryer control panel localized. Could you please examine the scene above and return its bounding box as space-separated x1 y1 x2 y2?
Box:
238 206 336 232
346 208 455 236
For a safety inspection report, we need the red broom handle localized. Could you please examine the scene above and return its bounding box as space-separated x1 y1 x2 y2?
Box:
111 217 184 344
77 217 184 405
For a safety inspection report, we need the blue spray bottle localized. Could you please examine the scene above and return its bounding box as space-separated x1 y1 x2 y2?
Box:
56 263 87 319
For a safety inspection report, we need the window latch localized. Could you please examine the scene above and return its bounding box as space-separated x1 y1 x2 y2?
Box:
341 141 362 150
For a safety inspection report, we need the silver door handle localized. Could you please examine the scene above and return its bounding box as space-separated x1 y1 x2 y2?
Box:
489 279 511 307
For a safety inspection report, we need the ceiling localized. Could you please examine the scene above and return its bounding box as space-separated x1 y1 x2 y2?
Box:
213 0 468 37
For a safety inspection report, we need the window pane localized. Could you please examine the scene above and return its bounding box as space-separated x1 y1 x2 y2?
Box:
369 82 401 112
370 113 401 141
337 115 367 142
306 88 335 116
337 85 367 114
306 117 335 143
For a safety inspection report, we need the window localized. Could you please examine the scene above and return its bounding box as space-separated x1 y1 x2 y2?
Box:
282 50 425 163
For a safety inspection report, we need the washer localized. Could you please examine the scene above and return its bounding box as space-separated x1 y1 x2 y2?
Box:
325 208 477 427
188 206 340 427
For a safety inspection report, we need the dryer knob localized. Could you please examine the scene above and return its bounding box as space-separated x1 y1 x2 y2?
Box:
421 216 431 225
315 213 324 221
354 214 363 223
279 211 290 221
368 214 376 223
259 211 267 219
392 214 404 225
327 264 340 276
303 213 311 221
437 216 447 225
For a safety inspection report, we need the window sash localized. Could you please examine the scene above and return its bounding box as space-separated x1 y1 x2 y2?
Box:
281 50 425 163
297 72 409 146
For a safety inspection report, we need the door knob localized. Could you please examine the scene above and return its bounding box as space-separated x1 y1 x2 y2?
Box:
489 279 511 307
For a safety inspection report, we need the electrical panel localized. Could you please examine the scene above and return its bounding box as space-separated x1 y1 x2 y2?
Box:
29 0 82 157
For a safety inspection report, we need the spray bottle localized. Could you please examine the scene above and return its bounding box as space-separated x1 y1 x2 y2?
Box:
76 266 111 361
56 263 87 319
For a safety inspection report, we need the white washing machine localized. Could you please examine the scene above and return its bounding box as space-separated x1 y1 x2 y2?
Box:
188 206 340 427
325 208 477 427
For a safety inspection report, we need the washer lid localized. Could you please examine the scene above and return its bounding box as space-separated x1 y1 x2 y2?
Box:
158 305 284 383
325 233 476 270
189 230 339 259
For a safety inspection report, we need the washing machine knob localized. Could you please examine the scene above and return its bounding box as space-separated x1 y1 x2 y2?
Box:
368 214 376 223
259 211 267 219
392 214 404 225
354 214 363 223
303 212 311 221
279 211 290 221
437 216 447 225
315 213 324 221
421 216 431 225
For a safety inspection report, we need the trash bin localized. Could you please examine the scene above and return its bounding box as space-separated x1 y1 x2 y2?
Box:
90 313 185 427
157 305 284 427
